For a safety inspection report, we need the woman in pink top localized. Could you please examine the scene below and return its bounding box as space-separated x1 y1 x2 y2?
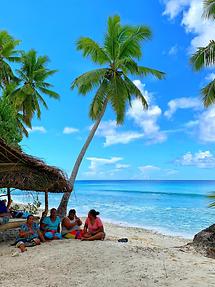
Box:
82 209 105 241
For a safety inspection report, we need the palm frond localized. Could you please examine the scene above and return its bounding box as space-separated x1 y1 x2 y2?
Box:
71 68 108 95
108 74 129 124
123 75 148 108
77 37 110 64
203 0 215 19
89 80 109 119
190 41 215 70
118 25 152 60
104 15 121 62
138 66 166 79
201 79 215 107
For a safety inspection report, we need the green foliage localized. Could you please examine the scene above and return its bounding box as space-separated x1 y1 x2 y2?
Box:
23 193 41 215
203 0 215 19
190 2 215 108
0 31 59 140
0 30 20 88
0 96 22 147
72 15 165 124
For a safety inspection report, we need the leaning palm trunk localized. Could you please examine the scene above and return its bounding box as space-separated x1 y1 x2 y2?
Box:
57 99 108 217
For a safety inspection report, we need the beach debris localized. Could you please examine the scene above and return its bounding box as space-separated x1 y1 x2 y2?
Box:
118 238 128 243
193 224 215 258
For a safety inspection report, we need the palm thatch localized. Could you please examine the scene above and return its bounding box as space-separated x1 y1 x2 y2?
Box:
0 138 71 193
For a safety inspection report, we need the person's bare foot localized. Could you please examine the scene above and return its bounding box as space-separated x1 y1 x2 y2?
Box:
19 244 27 252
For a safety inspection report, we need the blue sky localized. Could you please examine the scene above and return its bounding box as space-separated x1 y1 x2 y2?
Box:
1 0 215 180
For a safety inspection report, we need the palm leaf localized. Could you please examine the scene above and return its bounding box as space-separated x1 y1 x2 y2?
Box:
77 37 110 64
123 75 148 108
201 79 215 107
190 41 215 70
89 79 109 119
71 68 108 95
203 0 215 19
118 26 152 60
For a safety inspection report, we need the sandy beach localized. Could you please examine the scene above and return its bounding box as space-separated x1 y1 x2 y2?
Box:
1 221 215 287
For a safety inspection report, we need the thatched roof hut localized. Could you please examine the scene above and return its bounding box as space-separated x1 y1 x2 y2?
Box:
0 138 71 193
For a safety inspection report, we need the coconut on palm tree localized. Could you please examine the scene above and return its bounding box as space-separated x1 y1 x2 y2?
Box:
57 15 165 217
190 0 215 107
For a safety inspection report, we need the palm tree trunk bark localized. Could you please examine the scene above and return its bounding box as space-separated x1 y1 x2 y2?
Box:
57 99 108 217
45 191 49 214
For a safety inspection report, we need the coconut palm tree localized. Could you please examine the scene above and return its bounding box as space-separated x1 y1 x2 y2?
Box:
57 15 165 217
11 49 60 124
190 1 215 107
0 30 20 88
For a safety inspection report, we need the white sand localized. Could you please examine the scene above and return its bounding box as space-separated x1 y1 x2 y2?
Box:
0 222 215 287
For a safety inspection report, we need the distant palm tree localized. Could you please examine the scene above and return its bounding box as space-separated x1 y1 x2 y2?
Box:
0 30 20 88
57 15 165 217
190 1 215 107
11 49 60 124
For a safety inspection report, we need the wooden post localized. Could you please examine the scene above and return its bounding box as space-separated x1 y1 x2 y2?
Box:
45 191 48 214
7 188 11 207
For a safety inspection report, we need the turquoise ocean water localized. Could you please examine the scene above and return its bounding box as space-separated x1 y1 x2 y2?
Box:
12 180 215 238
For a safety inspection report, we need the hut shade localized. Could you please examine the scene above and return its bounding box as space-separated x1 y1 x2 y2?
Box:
0 139 71 193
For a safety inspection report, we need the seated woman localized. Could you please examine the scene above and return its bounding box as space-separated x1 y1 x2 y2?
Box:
62 209 82 239
0 199 12 225
82 209 105 241
40 208 62 240
15 214 45 252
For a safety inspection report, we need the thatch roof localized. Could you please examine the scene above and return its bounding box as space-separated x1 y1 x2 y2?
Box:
0 139 71 193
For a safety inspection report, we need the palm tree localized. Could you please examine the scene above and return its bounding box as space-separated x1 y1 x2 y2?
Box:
0 30 20 88
190 1 215 107
57 15 165 217
11 49 60 124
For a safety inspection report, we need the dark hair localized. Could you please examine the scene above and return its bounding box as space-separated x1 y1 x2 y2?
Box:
69 209 76 215
50 208 56 213
27 215 34 220
89 209 100 218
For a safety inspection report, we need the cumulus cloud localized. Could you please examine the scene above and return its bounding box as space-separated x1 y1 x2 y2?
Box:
163 0 215 50
84 156 129 177
96 120 144 146
176 150 215 168
27 126 47 134
164 97 202 118
127 80 167 144
63 127 79 134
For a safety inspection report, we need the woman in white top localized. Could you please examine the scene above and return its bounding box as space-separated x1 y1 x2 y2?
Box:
62 209 82 239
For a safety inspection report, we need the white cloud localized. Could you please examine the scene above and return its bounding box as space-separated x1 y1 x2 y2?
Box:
176 150 215 168
168 45 178 55
164 97 202 118
63 127 79 134
198 107 215 142
127 81 167 144
163 0 215 50
139 165 160 173
205 73 215 82
96 120 144 146
27 126 47 134
84 156 129 177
